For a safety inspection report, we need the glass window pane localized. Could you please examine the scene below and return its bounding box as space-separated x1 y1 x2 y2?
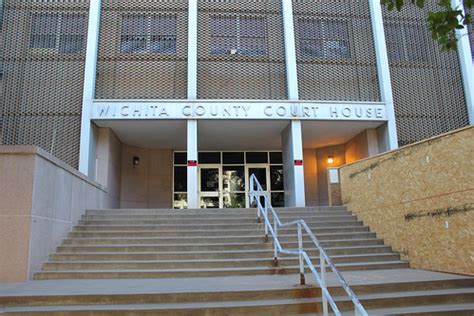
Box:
248 167 267 190
201 197 219 209
223 193 245 208
200 168 219 192
174 152 187 164
223 152 244 164
270 166 284 191
269 152 282 164
271 192 285 207
174 166 187 192
223 166 245 192
246 152 268 163
199 152 220 164
173 193 187 209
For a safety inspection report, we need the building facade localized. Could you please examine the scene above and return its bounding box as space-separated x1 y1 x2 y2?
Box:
1 0 473 209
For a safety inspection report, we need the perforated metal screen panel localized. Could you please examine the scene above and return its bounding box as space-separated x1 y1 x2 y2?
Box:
197 0 287 100
0 0 88 168
382 4 469 146
293 0 379 102
96 0 188 99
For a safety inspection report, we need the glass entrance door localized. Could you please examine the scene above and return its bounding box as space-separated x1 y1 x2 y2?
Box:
245 165 270 208
199 165 222 208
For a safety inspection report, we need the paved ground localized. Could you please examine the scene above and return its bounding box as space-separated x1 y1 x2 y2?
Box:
0 269 470 297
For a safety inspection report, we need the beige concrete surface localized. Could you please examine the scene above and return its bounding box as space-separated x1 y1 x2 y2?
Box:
120 145 172 209
340 126 474 275
0 146 112 283
1 269 470 297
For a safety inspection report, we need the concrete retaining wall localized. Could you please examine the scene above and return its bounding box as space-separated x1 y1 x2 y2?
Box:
0 146 114 282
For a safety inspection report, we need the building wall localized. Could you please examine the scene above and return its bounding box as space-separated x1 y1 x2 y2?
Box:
293 0 379 102
382 4 470 146
120 145 173 208
339 126 474 276
345 128 378 164
95 0 188 99
96 127 122 208
0 1 89 168
303 149 318 206
0 0 471 173
197 0 287 100
0 146 112 282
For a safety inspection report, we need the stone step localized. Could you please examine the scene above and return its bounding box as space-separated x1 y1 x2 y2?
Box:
61 232 377 245
0 285 319 308
33 261 409 280
352 288 474 310
49 245 393 261
55 239 385 253
78 215 357 225
42 253 401 271
72 221 364 231
67 226 371 238
0 298 320 315
82 211 352 220
345 303 474 315
85 206 348 216
4 278 473 308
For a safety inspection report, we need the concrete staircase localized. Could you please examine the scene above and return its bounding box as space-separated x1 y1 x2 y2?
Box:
1 207 473 315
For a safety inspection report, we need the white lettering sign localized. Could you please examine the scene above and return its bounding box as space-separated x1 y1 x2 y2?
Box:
92 102 387 121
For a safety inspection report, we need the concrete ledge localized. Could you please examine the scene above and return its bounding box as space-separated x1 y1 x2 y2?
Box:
0 146 107 192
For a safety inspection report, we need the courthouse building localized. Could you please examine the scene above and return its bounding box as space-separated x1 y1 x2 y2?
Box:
1 0 473 209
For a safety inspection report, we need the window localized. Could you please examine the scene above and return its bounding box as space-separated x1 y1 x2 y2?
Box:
210 15 267 57
121 14 176 54
385 23 428 63
30 13 86 54
298 18 350 59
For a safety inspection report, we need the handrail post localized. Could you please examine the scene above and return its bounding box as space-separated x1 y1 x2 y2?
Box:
320 252 328 316
264 202 269 242
297 222 305 285
273 216 278 266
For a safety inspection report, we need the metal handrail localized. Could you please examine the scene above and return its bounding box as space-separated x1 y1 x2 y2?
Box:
249 174 368 316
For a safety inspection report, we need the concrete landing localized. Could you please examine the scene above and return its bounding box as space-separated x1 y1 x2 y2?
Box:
1 269 470 297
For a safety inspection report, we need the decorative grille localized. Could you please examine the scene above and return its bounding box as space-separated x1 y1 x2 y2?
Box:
293 0 379 102
382 4 469 146
197 0 287 100
96 0 188 99
0 0 89 168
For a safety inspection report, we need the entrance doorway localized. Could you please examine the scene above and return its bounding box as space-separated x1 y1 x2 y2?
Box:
199 165 222 208
174 151 284 209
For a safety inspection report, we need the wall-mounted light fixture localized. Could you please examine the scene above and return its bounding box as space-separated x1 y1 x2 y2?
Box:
133 156 140 167
327 155 334 164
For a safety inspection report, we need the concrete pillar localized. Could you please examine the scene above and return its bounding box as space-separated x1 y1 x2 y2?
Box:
187 0 198 99
187 119 199 209
452 0 474 125
281 0 299 100
281 121 305 207
79 0 101 175
368 0 399 151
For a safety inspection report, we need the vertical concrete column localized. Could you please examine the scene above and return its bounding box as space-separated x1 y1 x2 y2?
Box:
368 0 399 151
187 120 199 209
281 0 299 100
187 0 198 99
452 0 474 125
281 121 305 207
79 0 101 176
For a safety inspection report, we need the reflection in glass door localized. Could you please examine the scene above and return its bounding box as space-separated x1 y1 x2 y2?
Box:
223 166 246 208
246 165 270 208
199 165 222 208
